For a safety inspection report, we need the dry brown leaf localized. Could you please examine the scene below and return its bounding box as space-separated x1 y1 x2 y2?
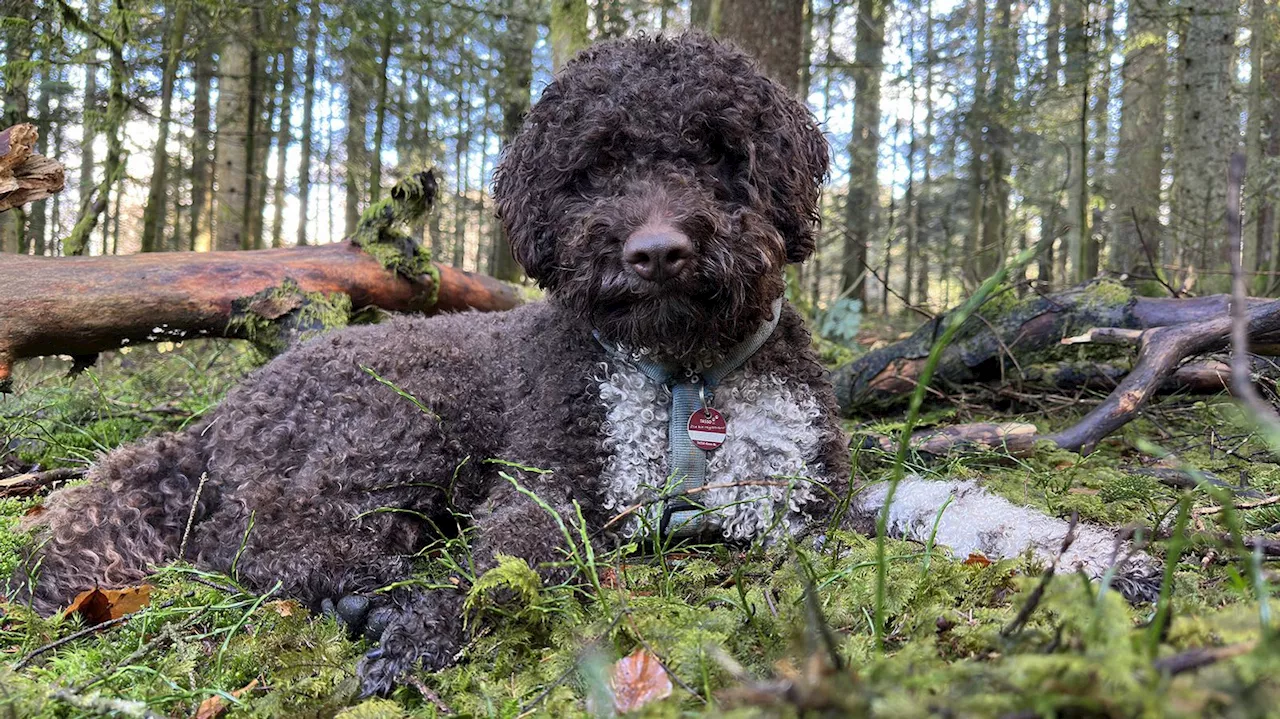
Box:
962 553 992 567
194 679 260 719
610 648 673 713
266 599 300 617
62 584 153 625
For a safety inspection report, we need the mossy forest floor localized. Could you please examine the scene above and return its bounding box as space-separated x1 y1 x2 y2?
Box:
3 329 1280 718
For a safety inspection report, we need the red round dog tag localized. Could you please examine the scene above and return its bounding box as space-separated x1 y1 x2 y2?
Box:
687 408 727 451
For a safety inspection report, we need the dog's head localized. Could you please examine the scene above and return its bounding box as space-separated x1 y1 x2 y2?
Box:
493 33 829 365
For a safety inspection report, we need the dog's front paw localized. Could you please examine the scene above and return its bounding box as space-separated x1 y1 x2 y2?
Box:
354 591 464 696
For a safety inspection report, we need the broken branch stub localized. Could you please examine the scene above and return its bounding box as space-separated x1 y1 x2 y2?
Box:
0 124 65 212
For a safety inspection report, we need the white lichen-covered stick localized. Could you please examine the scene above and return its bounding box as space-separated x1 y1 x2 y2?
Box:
0 123 65 212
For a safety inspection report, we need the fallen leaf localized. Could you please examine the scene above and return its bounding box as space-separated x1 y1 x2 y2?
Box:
610 648 672 713
194 678 260 719
62 584 153 625
22 504 45 518
962 553 992 567
1069 487 1100 495
267 599 300 617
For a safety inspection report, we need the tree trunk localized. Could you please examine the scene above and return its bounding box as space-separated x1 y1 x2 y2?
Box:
213 19 254 252
79 51 99 253
27 63 49 255
839 0 887 307
690 0 721 32
550 0 589 70
1250 0 1280 292
1039 0 1062 289
1171 0 1238 280
492 0 537 282
369 21 393 206
270 16 296 249
1064 0 1090 283
1086 0 1116 279
141 1 189 253
247 48 272 251
0 4 33 254
189 43 214 252
963 0 988 288
343 50 370 238
978 0 1014 279
1110 0 1169 279
719 0 806 93
296 0 321 247
65 3 127 257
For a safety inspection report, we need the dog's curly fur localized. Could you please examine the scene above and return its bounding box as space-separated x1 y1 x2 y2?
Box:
10 33 1158 696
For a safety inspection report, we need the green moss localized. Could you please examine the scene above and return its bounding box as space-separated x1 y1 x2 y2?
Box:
226 278 354 356
7 326 1280 717
1077 277 1134 312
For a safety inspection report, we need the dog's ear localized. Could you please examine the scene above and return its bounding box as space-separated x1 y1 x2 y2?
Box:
493 138 560 287
768 96 830 265
783 115 830 264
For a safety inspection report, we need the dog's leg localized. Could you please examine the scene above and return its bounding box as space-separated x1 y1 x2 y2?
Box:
8 431 209 614
358 478 586 695
849 476 1162 602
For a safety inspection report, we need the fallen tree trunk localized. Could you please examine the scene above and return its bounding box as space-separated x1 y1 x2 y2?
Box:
854 298 1280 456
0 242 520 388
0 170 520 389
833 280 1277 415
0 124 65 212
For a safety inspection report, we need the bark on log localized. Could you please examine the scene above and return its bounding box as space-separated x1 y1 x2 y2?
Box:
0 242 520 388
865 299 1280 456
833 280 1275 415
994 358 1279 395
0 124 65 212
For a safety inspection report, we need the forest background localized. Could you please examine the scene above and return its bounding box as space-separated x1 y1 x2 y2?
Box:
4 0 1276 315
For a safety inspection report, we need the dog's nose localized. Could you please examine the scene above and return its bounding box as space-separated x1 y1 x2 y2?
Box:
623 228 694 282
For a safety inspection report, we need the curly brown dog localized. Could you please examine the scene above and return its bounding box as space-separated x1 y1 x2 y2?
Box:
10 34 1157 695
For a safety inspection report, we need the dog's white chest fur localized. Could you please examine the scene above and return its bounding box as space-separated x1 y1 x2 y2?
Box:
596 359 826 541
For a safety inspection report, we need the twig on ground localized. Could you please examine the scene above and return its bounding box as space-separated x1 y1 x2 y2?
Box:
1193 494 1280 518
13 614 133 670
1153 640 1258 675
0 467 86 497
402 674 455 715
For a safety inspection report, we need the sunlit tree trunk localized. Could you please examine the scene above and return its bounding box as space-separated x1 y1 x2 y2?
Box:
0 4 33 254
271 13 296 248
1065 0 1090 283
838 0 886 309
963 0 988 288
1171 0 1237 283
1110 0 1168 278
189 44 214 252
142 1 188 253
978 0 1014 279
213 13 254 251
1249 0 1280 291
296 0 321 247
369 17 393 205
719 0 806 92
492 0 536 282
550 0 589 70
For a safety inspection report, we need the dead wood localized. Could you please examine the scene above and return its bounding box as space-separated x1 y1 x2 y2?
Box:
0 242 520 388
0 124 65 212
832 280 1277 415
859 422 1038 457
1044 298 1280 452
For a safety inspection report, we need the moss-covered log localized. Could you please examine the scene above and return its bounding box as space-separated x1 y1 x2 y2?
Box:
832 280 1277 415
0 171 520 389
0 242 520 387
